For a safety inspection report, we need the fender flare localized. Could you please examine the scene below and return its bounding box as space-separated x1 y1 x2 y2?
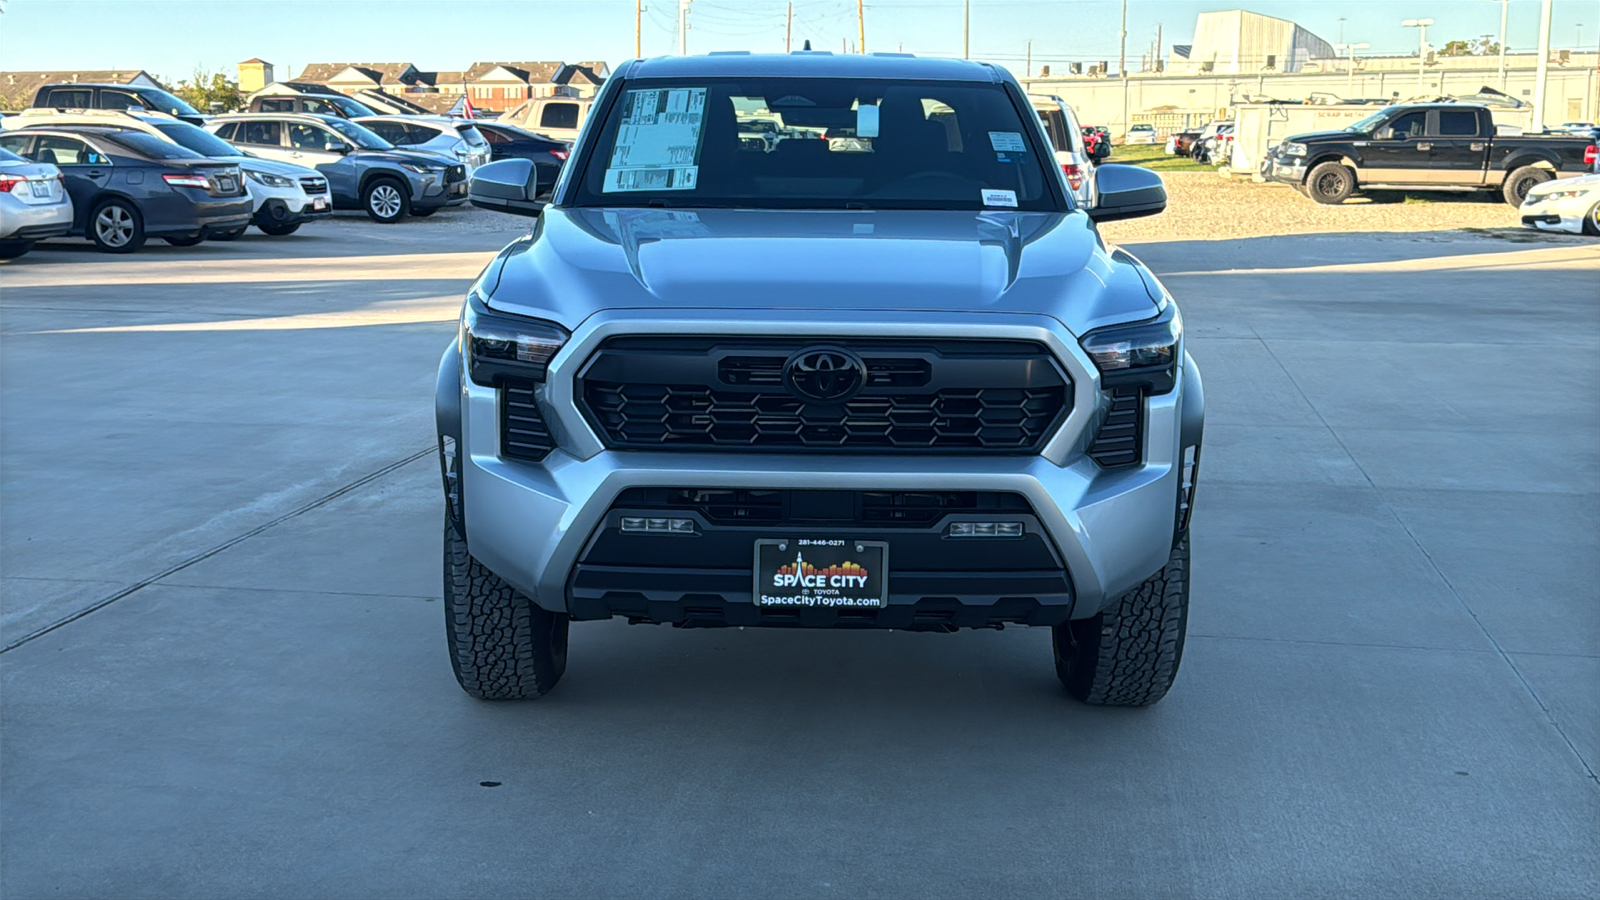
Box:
435 338 466 537
1175 353 1204 543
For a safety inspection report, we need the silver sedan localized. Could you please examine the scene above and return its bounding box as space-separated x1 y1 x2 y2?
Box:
0 147 73 259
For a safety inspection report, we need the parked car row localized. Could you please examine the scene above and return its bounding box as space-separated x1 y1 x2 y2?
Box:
0 93 574 255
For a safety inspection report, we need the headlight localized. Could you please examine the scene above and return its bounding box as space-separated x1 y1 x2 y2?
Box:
1279 142 1307 157
402 162 445 174
1080 304 1183 393
1543 187 1593 200
461 291 568 387
245 169 295 188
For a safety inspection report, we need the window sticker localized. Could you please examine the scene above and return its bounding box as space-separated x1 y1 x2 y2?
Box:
981 189 1018 208
988 131 1027 153
856 104 880 138
604 87 708 192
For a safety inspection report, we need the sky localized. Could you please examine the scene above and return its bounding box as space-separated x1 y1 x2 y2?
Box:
0 0 1595 83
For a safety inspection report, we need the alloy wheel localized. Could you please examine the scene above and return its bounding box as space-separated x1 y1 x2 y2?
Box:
95 206 134 248
1316 171 1344 197
370 185 403 219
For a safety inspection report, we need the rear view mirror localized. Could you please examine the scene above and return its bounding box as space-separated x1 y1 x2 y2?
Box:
1086 164 1167 223
469 158 546 217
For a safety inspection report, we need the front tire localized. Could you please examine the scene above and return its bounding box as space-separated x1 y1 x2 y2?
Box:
443 519 568 700
1306 161 1355 204
210 227 248 242
257 221 301 236
362 177 410 223
89 199 146 253
1502 165 1552 206
410 207 438 218
0 240 34 259
163 235 205 246
1582 201 1600 236
1053 535 1189 706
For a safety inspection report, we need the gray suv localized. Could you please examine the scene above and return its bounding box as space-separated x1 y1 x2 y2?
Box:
436 53 1204 706
206 114 467 222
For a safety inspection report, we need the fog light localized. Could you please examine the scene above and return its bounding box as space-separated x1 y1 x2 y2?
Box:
948 521 1024 538
621 517 696 534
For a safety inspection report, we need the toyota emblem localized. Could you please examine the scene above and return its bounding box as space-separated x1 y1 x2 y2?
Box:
782 346 867 403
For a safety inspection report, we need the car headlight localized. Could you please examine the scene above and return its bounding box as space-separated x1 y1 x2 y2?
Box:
402 162 445 175
245 169 295 188
1542 187 1593 200
1279 142 1307 157
1080 303 1183 393
461 290 568 387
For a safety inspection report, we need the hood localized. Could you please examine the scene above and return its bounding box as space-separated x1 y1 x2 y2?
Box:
483 208 1162 337
354 148 455 167
1527 171 1600 197
1285 129 1360 143
229 156 322 179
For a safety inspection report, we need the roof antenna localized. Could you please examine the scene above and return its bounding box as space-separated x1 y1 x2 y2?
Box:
802 40 812 51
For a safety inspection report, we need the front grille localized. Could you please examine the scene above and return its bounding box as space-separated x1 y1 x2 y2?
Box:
578 338 1070 454
501 383 555 461
445 165 467 183
1087 387 1142 467
300 177 328 195
611 488 1033 527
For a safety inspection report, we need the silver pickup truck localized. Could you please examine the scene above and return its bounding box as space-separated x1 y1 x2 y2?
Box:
435 52 1205 707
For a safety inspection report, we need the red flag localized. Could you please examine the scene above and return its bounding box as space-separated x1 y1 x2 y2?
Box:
460 93 475 120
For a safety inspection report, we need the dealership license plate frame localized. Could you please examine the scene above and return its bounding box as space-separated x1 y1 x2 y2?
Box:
753 538 889 610
312 196 329 211
29 181 50 198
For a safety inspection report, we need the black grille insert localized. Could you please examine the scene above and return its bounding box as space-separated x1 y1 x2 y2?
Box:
611 488 1033 527
580 338 1070 454
501 383 555 461
1087 387 1142 467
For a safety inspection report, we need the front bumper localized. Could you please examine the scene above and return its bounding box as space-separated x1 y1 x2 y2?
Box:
448 309 1204 623
1263 156 1307 185
1519 195 1592 234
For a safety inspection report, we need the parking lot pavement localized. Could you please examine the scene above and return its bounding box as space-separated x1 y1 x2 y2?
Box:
3 213 1597 897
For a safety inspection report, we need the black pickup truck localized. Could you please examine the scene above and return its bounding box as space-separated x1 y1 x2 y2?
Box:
1263 103 1597 205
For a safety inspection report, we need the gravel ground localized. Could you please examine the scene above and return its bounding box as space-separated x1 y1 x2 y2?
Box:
1098 171 1595 244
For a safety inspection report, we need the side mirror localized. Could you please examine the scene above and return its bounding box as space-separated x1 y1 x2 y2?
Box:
1086 164 1166 223
324 141 350 154
1375 127 1396 141
469 158 546 217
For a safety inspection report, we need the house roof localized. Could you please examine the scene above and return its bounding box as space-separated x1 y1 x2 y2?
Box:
554 63 604 86
463 61 566 84
0 70 162 110
418 70 468 87
295 62 420 85
239 58 272 65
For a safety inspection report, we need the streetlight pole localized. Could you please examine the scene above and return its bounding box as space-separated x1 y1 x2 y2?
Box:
1533 0 1553 128
1494 0 1509 89
1119 0 1129 142
1336 42 1369 99
1402 18 1433 94
962 0 970 60
678 0 691 56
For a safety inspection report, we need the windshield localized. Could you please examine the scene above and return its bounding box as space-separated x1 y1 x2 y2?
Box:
143 88 202 118
325 118 392 149
102 131 205 159
571 78 1062 211
1345 110 1394 133
330 95 378 118
154 122 239 158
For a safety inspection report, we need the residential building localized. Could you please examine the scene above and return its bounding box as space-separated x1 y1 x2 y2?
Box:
0 69 164 110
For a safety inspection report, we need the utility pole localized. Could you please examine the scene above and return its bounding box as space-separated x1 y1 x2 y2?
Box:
635 0 644 58
1338 17 1345 45
1026 40 1032 78
1119 0 1129 141
1337 42 1369 99
858 0 866 53
1402 18 1432 93
1492 0 1509 90
1156 23 1162 73
1533 0 1552 127
677 0 690 56
786 2 792 52
963 0 970 59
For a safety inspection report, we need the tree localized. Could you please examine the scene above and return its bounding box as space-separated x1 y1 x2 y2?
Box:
170 67 243 113
1440 35 1501 57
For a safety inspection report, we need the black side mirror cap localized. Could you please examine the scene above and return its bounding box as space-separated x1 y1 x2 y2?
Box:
469 157 547 217
1085 163 1167 223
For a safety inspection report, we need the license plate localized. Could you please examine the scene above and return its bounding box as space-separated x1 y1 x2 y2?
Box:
312 196 329 211
29 181 50 198
754 538 888 609
218 177 235 191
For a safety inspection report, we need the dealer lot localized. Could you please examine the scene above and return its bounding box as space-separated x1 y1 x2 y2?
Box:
1 211 1597 897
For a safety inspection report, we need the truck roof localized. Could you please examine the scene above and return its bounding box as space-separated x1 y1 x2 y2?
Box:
626 52 1004 83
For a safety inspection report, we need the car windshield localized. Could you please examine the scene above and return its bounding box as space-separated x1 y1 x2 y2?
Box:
325 118 392 149
154 122 239 158
143 88 202 118
102 131 206 159
1345 110 1395 133
570 77 1061 211
330 96 378 117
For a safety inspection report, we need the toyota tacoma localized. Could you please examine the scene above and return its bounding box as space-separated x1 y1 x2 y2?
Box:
435 53 1204 706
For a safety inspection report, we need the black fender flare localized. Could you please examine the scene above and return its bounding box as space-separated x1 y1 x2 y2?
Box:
1176 353 1204 542
435 339 466 537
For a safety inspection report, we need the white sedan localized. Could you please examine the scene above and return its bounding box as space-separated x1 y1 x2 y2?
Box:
1519 172 1600 235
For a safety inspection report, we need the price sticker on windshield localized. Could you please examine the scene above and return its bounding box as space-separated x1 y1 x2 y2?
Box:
989 131 1028 153
604 87 708 192
981 189 1018 208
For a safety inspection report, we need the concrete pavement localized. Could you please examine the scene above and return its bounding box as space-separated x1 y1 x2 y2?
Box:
2 212 1597 897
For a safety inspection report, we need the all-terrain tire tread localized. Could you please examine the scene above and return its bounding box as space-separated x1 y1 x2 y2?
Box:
1057 535 1189 706
443 521 566 700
